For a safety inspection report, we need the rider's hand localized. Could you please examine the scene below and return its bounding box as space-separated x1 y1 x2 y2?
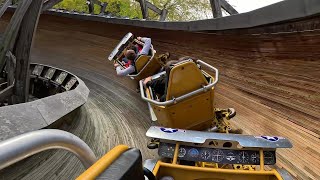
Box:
143 76 152 88
114 63 119 67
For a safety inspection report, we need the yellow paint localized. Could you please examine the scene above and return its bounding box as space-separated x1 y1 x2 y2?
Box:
172 143 180 164
134 55 162 81
154 162 282 180
152 161 162 175
150 61 215 130
260 149 265 171
166 61 208 100
151 147 283 180
76 145 129 180
146 86 151 99
135 55 150 72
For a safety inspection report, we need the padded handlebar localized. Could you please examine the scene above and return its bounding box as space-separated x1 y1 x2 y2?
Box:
139 60 219 106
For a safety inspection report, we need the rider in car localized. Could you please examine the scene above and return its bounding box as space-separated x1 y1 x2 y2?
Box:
114 37 152 76
143 57 196 101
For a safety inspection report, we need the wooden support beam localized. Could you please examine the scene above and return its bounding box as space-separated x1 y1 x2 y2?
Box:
42 0 62 12
145 1 167 21
160 9 167 21
210 0 222 18
220 0 238 15
137 0 168 20
5 51 15 104
0 84 13 102
100 2 107 14
0 0 33 73
0 0 11 18
0 78 5 84
6 51 16 87
137 0 148 19
87 0 94 14
0 51 15 103
146 1 161 15
13 0 43 103
0 82 7 89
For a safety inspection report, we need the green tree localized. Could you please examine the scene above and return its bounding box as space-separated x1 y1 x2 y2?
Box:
54 0 89 12
148 0 212 21
104 0 141 18
53 0 213 21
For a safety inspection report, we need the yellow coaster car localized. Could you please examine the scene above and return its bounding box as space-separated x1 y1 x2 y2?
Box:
139 59 236 133
78 126 293 180
108 32 164 81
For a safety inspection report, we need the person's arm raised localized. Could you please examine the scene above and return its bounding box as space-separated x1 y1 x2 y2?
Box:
139 37 151 55
115 65 135 76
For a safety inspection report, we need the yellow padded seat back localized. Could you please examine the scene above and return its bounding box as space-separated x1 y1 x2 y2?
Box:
135 55 150 72
166 61 208 100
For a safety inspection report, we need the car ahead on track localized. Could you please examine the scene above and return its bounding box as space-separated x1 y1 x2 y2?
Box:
110 33 239 146
139 59 237 136
108 32 165 81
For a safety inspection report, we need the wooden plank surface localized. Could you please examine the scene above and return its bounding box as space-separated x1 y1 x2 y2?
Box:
0 13 319 180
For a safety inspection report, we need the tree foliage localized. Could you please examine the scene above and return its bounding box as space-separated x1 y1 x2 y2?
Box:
54 0 89 12
53 0 213 21
148 0 212 21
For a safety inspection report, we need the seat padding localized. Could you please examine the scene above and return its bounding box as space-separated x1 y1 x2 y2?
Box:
135 55 151 72
166 61 208 100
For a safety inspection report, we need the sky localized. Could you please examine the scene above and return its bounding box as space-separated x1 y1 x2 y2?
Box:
227 0 284 13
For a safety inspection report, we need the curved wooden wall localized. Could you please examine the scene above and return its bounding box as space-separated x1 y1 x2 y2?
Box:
0 12 319 180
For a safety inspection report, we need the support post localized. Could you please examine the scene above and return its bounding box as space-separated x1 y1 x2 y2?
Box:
100 2 107 14
160 9 167 21
6 51 16 104
13 0 43 103
0 0 33 74
87 0 94 14
0 0 11 18
0 51 15 103
220 0 238 15
146 1 161 14
138 0 148 19
210 0 222 18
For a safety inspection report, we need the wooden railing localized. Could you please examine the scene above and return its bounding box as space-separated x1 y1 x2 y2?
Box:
0 0 43 103
0 0 11 18
0 51 15 104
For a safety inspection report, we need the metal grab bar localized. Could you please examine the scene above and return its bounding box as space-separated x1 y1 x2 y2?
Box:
139 60 219 106
0 129 97 170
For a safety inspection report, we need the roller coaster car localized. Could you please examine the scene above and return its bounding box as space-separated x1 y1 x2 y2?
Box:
78 126 293 180
139 59 236 132
108 32 164 81
144 126 293 180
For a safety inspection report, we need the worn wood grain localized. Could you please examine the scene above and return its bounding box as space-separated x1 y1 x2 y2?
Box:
0 0 32 72
0 83 13 101
0 13 319 180
0 0 11 18
6 51 15 87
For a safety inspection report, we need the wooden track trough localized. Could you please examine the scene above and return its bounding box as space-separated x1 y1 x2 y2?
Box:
0 1 319 179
